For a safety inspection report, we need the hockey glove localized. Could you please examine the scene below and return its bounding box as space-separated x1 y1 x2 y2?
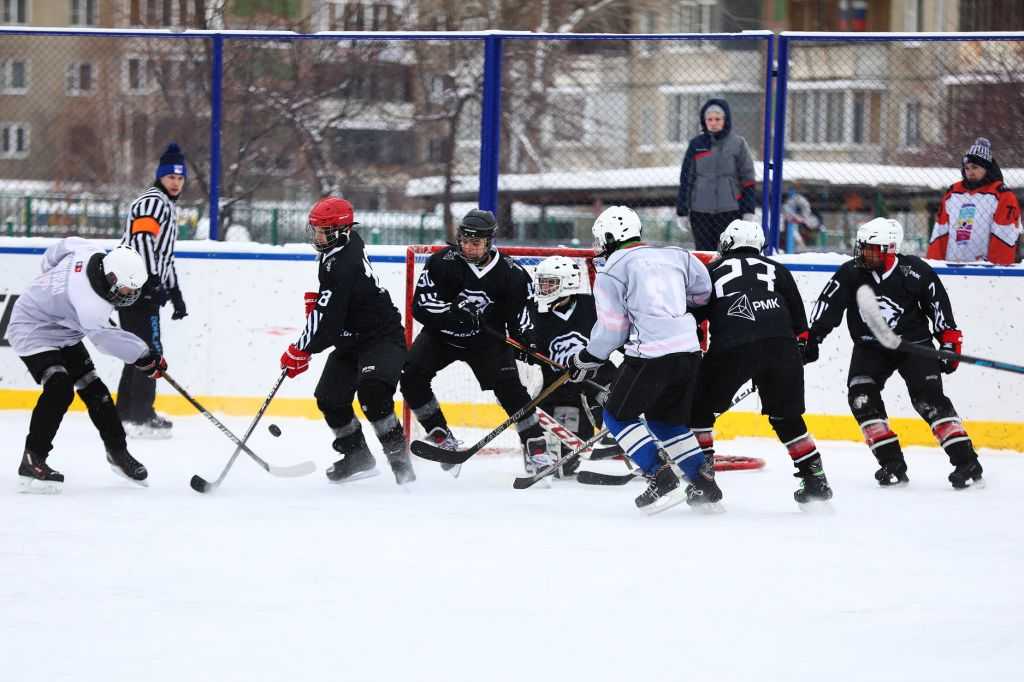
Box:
938 329 962 374
452 297 484 331
568 349 604 384
169 286 188 320
142 278 168 307
304 291 319 317
135 351 167 379
280 344 311 379
510 333 541 365
798 331 819 365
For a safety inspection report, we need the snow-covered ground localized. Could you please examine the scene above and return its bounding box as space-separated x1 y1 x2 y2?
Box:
1 411 1021 682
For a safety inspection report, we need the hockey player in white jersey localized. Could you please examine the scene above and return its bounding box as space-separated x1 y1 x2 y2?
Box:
568 206 718 513
7 238 167 492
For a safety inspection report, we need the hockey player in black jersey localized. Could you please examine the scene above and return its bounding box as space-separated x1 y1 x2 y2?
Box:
400 209 549 476
279 197 413 485
530 256 622 475
690 220 832 505
806 217 983 489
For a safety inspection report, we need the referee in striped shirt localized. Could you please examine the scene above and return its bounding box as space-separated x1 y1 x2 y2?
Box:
115 143 188 439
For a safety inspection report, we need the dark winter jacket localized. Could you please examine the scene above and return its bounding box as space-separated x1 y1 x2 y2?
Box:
676 98 757 217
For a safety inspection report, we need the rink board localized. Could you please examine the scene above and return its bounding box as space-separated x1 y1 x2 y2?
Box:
1 238 1022 450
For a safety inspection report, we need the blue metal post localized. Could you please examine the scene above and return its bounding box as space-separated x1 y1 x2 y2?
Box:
478 35 503 213
768 35 790 254
760 33 775 251
208 34 224 241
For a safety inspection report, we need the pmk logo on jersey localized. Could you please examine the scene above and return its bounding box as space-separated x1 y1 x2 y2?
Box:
74 261 83 273
726 294 756 322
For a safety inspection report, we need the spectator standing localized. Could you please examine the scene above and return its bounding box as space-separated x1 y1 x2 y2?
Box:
675 98 758 251
927 137 1021 264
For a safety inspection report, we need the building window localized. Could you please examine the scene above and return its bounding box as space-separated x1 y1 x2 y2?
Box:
0 59 27 94
902 100 922 148
790 89 881 146
2 0 27 23
71 0 98 26
131 1 183 26
65 62 94 95
666 93 702 144
639 108 655 148
344 3 365 30
0 122 30 158
668 1 713 34
959 0 1024 31
427 137 446 163
124 57 157 94
549 94 587 144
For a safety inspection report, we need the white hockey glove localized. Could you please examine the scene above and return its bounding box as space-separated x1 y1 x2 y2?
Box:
568 349 604 384
676 216 690 234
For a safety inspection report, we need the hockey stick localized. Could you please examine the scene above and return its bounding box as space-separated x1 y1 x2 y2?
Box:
188 370 304 493
160 372 316 484
575 382 760 486
513 428 610 490
855 285 1024 375
410 372 573 465
493 329 609 395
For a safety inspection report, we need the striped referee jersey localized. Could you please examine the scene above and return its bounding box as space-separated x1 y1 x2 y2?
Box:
120 185 179 289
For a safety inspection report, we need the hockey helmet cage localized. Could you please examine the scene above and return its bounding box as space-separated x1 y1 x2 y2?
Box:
307 197 358 252
719 219 765 254
101 246 148 307
533 255 583 312
855 217 903 270
592 205 642 256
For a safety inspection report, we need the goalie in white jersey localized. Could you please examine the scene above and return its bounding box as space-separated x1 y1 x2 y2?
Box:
7 238 167 492
567 206 719 513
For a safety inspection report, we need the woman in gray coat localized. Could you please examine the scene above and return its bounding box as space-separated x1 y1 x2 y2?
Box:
676 98 758 251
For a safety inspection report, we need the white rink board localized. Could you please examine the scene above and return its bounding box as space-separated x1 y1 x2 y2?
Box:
0 237 1022 425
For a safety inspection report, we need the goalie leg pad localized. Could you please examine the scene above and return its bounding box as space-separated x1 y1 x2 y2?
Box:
602 410 659 474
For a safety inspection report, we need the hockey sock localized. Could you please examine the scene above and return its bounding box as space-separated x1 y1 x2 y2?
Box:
602 410 659 474
411 398 447 434
692 427 715 466
858 418 904 465
647 420 704 481
26 367 74 457
930 417 975 466
769 416 820 469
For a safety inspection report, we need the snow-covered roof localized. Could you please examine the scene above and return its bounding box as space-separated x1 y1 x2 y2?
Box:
406 161 1024 198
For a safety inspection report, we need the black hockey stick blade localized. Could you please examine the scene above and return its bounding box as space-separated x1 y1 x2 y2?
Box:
576 470 637 486
855 285 1024 375
513 428 609 490
411 372 574 465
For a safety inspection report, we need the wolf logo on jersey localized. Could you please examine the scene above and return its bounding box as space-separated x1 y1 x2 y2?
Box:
549 331 589 367
876 295 905 329
456 289 494 315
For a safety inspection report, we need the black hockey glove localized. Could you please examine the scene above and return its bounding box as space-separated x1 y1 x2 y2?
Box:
510 334 540 365
141 277 168 307
568 349 603 384
798 331 819 365
134 351 167 379
452 297 484 331
169 286 188 320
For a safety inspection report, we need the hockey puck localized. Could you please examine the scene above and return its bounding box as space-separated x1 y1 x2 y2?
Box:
268 424 282 438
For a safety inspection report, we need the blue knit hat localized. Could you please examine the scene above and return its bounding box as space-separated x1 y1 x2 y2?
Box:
155 143 187 180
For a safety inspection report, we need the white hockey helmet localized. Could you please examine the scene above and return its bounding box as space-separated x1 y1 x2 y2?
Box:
855 217 903 270
592 205 642 256
101 246 148 307
533 255 583 313
718 219 765 254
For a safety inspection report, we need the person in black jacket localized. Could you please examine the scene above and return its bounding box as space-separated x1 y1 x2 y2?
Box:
691 219 832 505
399 209 548 476
279 197 413 485
806 217 983 489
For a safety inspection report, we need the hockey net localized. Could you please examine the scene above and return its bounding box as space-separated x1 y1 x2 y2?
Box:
402 244 763 471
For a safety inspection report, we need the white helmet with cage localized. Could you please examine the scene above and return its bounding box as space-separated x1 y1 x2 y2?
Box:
718 219 765 254
101 246 148 307
591 205 642 256
533 255 583 313
855 217 903 270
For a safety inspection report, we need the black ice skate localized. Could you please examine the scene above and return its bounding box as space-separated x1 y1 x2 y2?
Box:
427 427 463 478
874 460 909 487
326 443 378 483
635 464 688 515
124 414 173 440
685 467 724 511
381 431 416 486
18 450 64 494
949 458 984 490
794 470 833 505
106 447 149 486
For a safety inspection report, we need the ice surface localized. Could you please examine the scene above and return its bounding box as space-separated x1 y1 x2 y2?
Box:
1 411 1021 682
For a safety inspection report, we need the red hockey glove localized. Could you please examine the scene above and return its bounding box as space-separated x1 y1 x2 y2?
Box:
134 351 167 379
938 329 962 374
304 291 319 317
281 344 311 379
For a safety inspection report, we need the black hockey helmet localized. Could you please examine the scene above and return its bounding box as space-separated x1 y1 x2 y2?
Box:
457 209 497 265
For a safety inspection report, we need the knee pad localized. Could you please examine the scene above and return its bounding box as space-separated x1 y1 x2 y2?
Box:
357 378 398 423
908 381 954 424
769 416 819 465
40 366 74 408
847 376 887 421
